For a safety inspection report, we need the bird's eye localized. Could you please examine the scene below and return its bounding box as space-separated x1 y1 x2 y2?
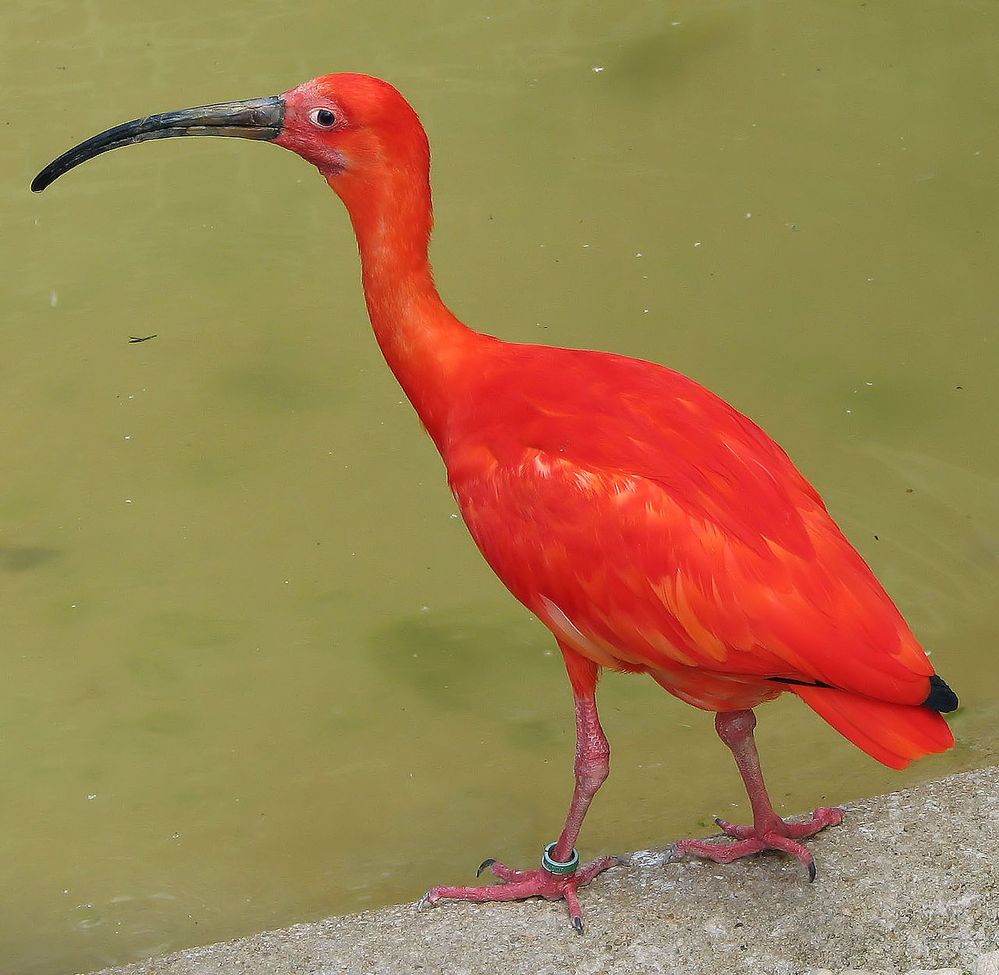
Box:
309 108 337 128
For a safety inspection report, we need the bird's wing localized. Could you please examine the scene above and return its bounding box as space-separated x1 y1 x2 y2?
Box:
445 346 933 707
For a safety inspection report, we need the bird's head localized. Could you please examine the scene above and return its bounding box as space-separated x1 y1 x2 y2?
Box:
31 73 431 207
277 74 429 187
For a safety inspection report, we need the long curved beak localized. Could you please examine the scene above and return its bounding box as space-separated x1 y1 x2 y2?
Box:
31 95 285 192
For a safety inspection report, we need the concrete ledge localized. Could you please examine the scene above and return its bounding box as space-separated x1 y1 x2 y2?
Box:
93 767 999 975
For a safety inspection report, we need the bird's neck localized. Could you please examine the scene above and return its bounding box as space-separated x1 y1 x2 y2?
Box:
331 170 485 446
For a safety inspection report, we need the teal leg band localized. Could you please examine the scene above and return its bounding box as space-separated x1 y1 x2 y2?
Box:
541 842 579 875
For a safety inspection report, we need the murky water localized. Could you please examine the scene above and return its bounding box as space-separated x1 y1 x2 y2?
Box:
3 2 998 972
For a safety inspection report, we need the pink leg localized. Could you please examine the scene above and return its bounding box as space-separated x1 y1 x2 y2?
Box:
420 652 620 931
672 709 843 880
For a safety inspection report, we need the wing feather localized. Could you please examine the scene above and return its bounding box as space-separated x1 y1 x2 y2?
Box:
444 344 934 709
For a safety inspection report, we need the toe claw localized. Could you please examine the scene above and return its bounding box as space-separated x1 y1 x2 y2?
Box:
572 916 584 934
807 860 817 883
417 891 435 911
476 858 497 878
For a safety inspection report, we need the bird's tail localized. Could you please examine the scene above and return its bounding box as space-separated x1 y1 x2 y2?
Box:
791 683 956 770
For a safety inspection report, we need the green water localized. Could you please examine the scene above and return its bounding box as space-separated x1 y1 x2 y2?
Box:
3 2 998 972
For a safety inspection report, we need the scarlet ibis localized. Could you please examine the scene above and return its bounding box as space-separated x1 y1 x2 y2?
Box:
33 73 958 931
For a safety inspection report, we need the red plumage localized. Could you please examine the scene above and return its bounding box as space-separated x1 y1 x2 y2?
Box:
446 343 951 766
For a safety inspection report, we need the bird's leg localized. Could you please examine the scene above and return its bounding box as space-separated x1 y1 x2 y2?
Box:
671 709 843 880
420 654 619 932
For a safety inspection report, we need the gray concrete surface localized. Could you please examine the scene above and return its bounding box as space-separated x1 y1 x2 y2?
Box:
92 767 999 975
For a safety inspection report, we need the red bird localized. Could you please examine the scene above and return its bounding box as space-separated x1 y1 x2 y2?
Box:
34 73 958 931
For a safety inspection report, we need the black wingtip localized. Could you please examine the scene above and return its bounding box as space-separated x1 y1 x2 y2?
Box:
924 674 959 713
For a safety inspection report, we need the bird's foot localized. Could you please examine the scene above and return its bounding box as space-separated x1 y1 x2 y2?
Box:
670 806 843 881
418 845 621 933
